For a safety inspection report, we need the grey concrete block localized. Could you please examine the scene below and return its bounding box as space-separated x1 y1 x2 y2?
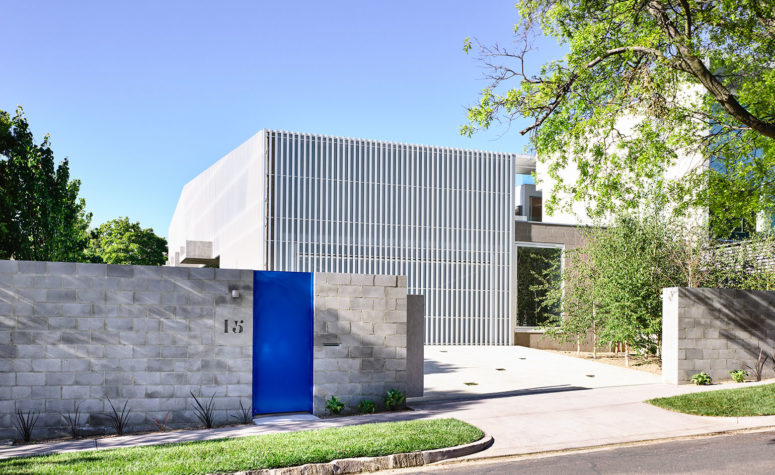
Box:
62 303 93 317
78 289 105 304
46 372 75 385
107 264 134 278
107 291 134 304
32 304 62 317
374 275 396 287
76 263 106 276
18 261 46 274
17 372 45 386
215 268 242 281
0 260 18 273
134 292 161 305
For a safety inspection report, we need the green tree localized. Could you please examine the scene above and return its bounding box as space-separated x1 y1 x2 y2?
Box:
0 107 91 261
462 1 775 233
85 217 167 265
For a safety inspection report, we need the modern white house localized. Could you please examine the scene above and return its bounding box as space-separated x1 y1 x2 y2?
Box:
168 130 587 345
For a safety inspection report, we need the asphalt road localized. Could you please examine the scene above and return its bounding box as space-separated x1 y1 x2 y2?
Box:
407 430 775 474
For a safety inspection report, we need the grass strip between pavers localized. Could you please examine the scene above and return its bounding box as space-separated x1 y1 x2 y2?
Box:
0 418 483 474
648 382 775 417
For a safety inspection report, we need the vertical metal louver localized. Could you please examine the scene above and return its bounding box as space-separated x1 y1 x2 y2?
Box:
265 130 521 345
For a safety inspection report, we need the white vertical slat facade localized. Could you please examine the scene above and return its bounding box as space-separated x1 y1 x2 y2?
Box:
265 130 520 345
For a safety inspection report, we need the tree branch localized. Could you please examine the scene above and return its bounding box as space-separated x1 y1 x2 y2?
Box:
646 0 775 140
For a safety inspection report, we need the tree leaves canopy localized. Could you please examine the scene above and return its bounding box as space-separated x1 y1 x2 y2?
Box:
0 107 91 261
84 217 167 266
463 1 775 231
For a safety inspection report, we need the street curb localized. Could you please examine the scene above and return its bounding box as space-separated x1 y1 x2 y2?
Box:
429 425 775 468
227 433 494 475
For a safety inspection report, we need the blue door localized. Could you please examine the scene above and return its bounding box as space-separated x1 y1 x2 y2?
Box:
253 271 313 414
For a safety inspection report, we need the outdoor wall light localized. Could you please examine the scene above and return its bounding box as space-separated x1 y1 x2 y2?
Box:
231 289 240 299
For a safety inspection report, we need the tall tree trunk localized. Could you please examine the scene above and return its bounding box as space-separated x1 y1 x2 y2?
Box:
592 305 597 359
624 341 630 367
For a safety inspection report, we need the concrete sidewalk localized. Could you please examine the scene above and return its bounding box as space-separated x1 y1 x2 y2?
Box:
3 347 775 464
411 380 775 460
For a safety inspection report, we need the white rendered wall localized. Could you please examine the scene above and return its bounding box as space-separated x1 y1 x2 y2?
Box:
535 113 706 226
168 132 266 270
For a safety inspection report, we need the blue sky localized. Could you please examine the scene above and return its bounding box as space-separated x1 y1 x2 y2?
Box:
1 1 563 237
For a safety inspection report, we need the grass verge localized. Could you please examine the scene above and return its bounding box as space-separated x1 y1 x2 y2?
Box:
648 383 775 416
0 418 482 474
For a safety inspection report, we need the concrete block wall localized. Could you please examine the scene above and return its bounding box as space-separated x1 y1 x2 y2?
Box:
0 260 253 439
663 287 775 384
312 273 408 414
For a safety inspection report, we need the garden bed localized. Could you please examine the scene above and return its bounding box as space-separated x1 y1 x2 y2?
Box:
0 418 483 474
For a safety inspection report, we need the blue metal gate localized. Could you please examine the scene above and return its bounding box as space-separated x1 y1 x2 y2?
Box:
252 271 313 414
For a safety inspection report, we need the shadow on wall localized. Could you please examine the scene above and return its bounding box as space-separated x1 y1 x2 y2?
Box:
682 288 775 379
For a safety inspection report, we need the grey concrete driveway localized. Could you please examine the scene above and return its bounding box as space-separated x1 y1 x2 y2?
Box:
414 345 661 403
409 345 775 460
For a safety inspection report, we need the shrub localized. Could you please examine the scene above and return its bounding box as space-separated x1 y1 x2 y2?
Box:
357 399 376 414
60 402 83 438
745 347 768 382
325 396 345 415
106 397 132 435
691 372 712 385
191 391 217 428
150 412 172 432
729 370 747 383
231 400 254 424
14 409 39 442
384 389 406 411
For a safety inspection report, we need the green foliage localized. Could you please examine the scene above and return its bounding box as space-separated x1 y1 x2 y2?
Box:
383 389 406 411
357 399 376 414
540 215 681 356
729 370 747 383
691 372 712 386
463 2 775 234
84 217 167 265
539 216 775 358
325 396 345 415
0 419 483 474
0 107 91 261
517 246 561 326
649 383 775 417
190 392 216 428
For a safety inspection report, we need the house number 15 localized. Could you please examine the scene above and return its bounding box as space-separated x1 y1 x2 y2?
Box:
224 320 244 334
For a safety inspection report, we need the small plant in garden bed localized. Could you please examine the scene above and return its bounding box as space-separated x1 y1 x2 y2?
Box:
191 391 217 428
357 399 376 414
60 402 83 438
231 400 254 424
729 370 747 383
325 396 345 415
745 347 768 382
105 397 132 435
691 372 712 385
384 388 406 411
150 412 172 432
14 409 39 442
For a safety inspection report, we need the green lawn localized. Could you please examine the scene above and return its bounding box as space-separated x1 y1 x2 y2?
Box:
648 383 775 416
0 418 482 475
